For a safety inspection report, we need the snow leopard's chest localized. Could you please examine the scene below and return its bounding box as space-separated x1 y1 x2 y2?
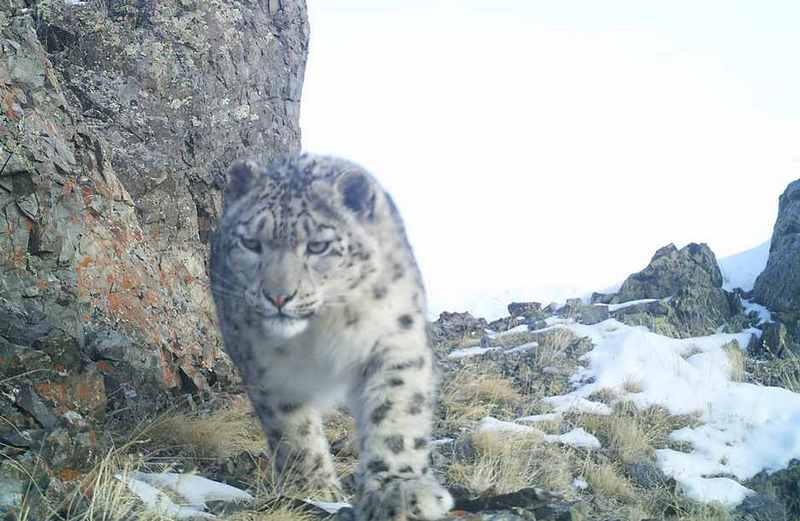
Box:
243 307 396 408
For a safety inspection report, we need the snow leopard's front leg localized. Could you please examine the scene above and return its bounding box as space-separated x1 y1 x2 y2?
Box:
352 335 454 521
249 390 344 500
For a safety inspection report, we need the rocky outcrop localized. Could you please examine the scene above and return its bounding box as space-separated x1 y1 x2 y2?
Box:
744 459 800 521
611 243 739 337
0 0 308 420
753 180 800 355
557 299 609 325
429 311 489 347
754 180 800 313
616 243 723 302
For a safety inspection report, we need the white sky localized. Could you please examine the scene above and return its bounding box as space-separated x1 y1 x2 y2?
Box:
300 0 800 319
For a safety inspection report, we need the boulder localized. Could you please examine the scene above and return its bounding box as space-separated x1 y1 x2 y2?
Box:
736 493 787 521
508 301 544 319
616 243 723 302
622 461 673 490
612 243 740 337
745 459 800 520
0 0 308 413
754 180 800 313
754 321 799 358
429 312 488 346
667 285 739 337
558 302 609 325
487 316 519 333
610 299 670 318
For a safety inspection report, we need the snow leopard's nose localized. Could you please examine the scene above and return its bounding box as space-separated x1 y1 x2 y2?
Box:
264 290 296 309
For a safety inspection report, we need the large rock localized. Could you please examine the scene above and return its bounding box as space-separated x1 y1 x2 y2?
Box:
613 243 739 337
0 0 308 412
745 459 800 520
616 243 723 302
429 311 489 346
754 180 800 313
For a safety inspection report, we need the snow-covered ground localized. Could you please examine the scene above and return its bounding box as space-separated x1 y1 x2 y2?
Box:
522 317 800 507
477 417 602 450
117 472 252 519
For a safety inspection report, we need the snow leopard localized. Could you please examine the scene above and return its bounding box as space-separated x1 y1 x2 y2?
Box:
210 154 454 521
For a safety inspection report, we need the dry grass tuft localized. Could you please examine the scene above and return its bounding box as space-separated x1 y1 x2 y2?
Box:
622 378 643 394
722 341 746 382
610 402 700 450
440 371 523 430
446 430 574 496
533 328 580 366
570 401 701 466
747 350 800 393
491 331 540 349
144 398 266 459
323 409 356 453
583 462 635 500
607 416 654 464
53 452 164 521
587 388 618 405
225 506 317 521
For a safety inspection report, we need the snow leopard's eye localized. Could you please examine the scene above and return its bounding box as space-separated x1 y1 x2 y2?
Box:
239 237 262 253
306 241 331 255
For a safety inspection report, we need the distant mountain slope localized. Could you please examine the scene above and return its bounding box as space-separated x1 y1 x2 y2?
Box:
718 241 771 292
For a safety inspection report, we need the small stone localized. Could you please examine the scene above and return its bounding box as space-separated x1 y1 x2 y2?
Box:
623 461 673 489
508 302 543 319
16 386 59 429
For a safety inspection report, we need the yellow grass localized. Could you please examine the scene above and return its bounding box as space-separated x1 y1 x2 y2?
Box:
440 371 523 430
583 462 635 500
446 430 574 496
722 341 745 382
144 397 266 459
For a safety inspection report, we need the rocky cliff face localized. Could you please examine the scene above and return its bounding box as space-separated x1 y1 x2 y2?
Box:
755 180 800 313
754 179 800 354
0 0 308 423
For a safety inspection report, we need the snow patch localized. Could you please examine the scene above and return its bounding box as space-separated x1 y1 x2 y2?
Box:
516 412 562 424
505 341 539 354
545 428 601 450
117 472 252 519
742 299 772 327
605 298 659 312
304 500 352 514
542 395 612 416
477 417 541 435
477 418 601 450
541 318 800 506
448 346 497 359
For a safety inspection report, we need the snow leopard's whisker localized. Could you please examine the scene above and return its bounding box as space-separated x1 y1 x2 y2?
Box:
208 286 245 300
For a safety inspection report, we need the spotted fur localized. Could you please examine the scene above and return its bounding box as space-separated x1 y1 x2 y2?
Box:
210 154 453 520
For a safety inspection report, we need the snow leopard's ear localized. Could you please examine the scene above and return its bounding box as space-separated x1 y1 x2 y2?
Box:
336 170 377 221
224 160 261 205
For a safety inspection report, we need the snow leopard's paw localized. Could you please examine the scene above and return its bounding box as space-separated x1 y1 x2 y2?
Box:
356 476 453 521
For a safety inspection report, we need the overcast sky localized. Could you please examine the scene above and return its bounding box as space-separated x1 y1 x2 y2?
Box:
300 1 800 319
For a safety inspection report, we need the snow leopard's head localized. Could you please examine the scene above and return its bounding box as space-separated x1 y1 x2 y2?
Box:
210 154 387 339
